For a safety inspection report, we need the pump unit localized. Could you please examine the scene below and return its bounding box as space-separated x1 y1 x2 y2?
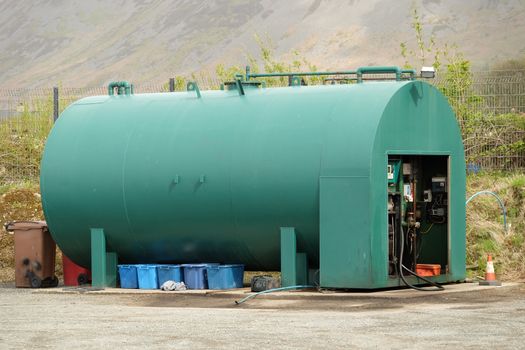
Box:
40 66 466 289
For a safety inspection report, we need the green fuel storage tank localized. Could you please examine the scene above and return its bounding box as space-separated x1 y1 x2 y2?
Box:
40 68 466 289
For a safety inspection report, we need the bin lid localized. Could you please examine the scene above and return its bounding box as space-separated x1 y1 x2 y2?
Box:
182 264 209 268
157 264 181 268
5 220 47 231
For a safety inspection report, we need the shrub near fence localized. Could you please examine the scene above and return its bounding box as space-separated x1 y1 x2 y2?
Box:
0 70 524 184
436 71 525 171
0 90 53 183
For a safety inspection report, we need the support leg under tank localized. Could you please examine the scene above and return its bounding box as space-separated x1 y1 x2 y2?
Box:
280 227 307 287
90 228 117 288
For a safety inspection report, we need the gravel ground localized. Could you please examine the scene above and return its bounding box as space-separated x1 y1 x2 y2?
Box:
0 283 524 349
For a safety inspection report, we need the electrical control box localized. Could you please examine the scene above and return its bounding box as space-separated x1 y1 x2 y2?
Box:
432 177 447 193
403 184 413 202
423 189 432 202
402 163 412 175
387 161 401 184
431 208 446 217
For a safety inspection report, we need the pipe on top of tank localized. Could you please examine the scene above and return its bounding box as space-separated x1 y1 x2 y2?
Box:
108 81 133 96
244 66 416 82
356 66 401 82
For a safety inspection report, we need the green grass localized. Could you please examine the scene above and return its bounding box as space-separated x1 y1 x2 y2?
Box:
0 97 53 184
466 172 525 280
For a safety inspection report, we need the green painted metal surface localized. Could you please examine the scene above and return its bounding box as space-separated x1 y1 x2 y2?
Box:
278 227 308 287
105 251 118 288
295 253 308 285
90 228 105 287
280 227 297 287
90 228 117 288
320 176 371 287
40 77 466 289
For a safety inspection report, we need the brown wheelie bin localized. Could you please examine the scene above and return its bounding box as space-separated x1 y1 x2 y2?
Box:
5 221 58 288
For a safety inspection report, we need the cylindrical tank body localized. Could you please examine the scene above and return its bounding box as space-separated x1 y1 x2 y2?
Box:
41 80 464 272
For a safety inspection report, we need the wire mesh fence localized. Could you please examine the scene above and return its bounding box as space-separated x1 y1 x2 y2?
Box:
0 70 524 184
433 71 525 171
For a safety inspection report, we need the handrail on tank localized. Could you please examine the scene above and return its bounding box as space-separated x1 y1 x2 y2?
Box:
244 65 416 82
356 66 415 83
108 81 132 96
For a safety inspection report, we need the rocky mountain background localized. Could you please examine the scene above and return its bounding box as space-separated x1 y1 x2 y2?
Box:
1 0 524 87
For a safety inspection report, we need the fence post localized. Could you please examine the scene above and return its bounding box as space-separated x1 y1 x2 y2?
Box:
53 87 59 122
169 78 175 92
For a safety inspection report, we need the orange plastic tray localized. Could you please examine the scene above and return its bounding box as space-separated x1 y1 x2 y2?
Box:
415 264 441 276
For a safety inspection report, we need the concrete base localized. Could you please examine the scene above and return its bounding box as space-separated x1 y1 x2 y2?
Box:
32 281 518 301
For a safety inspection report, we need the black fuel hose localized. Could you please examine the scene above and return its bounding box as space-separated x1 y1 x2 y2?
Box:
399 226 444 291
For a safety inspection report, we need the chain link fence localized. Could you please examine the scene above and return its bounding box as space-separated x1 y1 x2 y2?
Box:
0 70 524 184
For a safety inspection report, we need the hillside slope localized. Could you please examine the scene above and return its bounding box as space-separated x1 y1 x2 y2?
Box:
0 0 524 87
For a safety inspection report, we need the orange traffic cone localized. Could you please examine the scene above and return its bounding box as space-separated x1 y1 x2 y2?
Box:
479 254 501 286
